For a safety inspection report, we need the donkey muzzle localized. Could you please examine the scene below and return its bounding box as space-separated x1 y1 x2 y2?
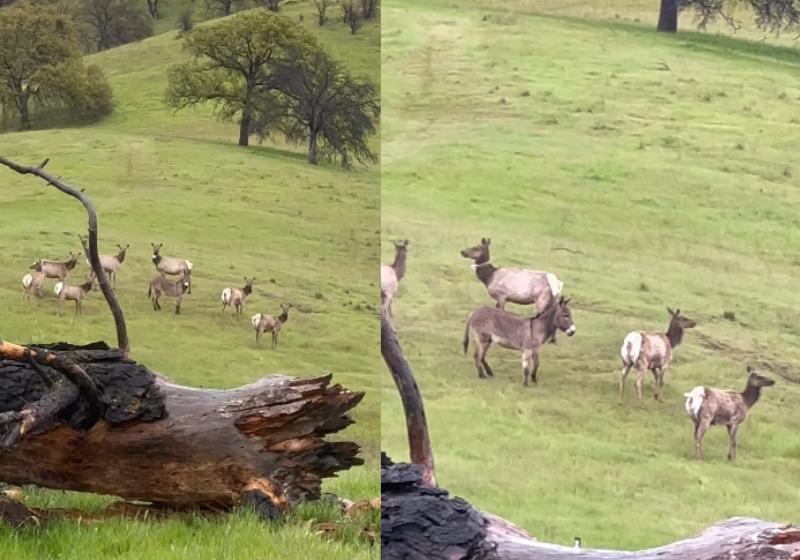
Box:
566 325 576 337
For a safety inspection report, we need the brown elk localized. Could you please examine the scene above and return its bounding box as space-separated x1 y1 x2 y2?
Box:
380 239 408 332
148 269 191 314
460 238 563 343
619 307 696 409
251 304 292 349
79 235 128 288
221 277 255 318
463 296 576 387
54 276 94 316
151 243 193 294
684 366 775 461
22 267 45 303
31 251 80 283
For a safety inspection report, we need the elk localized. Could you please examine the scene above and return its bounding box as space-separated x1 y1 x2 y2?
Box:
221 277 255 318
251 304 292 349
21 266 45 302
460 238 563 343
619 307 697 409
684 366 775 461
148 269 191 315
79 235 129 288
54 275 94 316
463 295 576 387
151 243 193 294
31 251 80 283
380 239 408 332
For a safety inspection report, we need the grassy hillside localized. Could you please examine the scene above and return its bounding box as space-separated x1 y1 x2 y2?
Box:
0 3 379 559
381 0 800 551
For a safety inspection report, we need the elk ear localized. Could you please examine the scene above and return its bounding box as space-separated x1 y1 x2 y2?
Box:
564 297 571 305
747 365 755 374
403 239 409 247
485 237 491 246
151 242 155 247
666 307 675 316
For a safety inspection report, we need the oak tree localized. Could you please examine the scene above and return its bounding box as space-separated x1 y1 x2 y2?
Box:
78 0 153 52
658 0 800 34
164 10 319 147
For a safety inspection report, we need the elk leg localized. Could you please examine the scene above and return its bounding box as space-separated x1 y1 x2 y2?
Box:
272 332 277 350
522 349 534 387
727 424 739 461
618 362 633 405
495 298 507 310
634 365 646 410
656 367 668 402
694 417 711 461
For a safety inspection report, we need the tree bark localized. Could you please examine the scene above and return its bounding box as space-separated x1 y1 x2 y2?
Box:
0 341 364 516
308 133 319 164
238 117 250 146
657 0 679 33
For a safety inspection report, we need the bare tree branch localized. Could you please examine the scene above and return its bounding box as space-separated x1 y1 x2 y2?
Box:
0 155 130 359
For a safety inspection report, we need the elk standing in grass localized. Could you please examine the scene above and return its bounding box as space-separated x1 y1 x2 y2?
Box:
22 265 45 303
32 251 80 283
619 307 697 409
221 277 255 318
380 240 408 332
251 304 292 349
151 243 193 294
684 366 775 461
148 269 191 315
79 235 129 288
54 275 94 316
460 238 564 343
463 296 576 387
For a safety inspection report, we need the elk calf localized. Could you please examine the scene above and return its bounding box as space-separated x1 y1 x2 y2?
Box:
54 276 94 316
22 267 45 302
463 296 576 387
684 366 775 461
32 251 80 283
221 277 255 318
251 304 292 349
619 307 696 408
148 269 191 314
151 243 193 294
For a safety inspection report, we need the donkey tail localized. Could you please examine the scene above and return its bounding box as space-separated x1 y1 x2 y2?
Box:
463 314 472 355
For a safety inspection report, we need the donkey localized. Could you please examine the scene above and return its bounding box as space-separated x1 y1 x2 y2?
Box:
148 269 191 314
463 295 576 387
79 235 129 288
151 243 193 294
32 251 80 283
619 307 697 409
380 239 408 332
460 238 564 343
684 366 775 461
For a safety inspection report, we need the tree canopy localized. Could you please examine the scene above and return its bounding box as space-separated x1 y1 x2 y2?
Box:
164 10 320 147
0 1 113 129
659 0 800 34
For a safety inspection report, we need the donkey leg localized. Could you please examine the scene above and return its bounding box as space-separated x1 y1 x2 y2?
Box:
618 362 633 405
474 338 488 379
480 339 494 377
531 353 540 384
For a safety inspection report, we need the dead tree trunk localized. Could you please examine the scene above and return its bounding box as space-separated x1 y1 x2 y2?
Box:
0 341 364 517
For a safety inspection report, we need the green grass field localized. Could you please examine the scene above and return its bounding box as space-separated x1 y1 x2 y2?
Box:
381 0 800 551
0 2 379 558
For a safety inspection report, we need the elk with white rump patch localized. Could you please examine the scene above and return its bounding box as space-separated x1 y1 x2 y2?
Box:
221 277 255 318
31 251 80 283
148 269 191 315
54 275 94 316
463 295 576 387
22 265 45 303
380 239 408 333
460 237 564 343
684 366 775 462
251 303 292 349
79 235 129 288
150 243 193 294
619 307 696 409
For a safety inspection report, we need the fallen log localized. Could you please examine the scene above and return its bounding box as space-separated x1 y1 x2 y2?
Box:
0 340 364 518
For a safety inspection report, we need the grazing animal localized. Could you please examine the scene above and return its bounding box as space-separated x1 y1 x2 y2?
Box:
619 307 697 408
148 269 191 314
460 238 563 343
684 366 775 461
151 243 193 294
221 277 255 318
32 252 80 283
22 267 45 302
380 240 408 332
573 538 581 550
463 296 576 387
79 236 129 288
54 275 94 316
251 303 292 349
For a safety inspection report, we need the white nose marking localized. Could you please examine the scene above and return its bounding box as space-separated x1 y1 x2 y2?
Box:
567 325 576 335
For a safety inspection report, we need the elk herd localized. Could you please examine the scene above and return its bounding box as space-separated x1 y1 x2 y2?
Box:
382 236 776 463
19 237 293 348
